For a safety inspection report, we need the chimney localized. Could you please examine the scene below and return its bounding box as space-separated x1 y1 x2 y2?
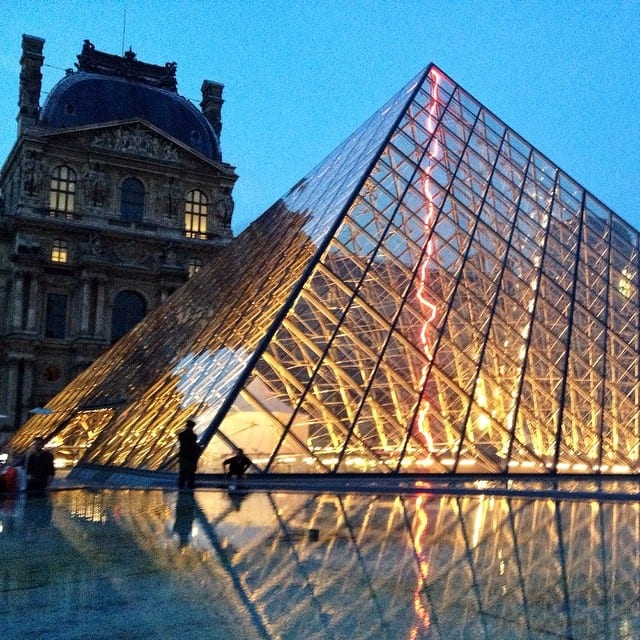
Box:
18 34 45 135
200 80 224 138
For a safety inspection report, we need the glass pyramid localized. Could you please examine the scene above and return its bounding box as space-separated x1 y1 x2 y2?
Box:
11 64 640 476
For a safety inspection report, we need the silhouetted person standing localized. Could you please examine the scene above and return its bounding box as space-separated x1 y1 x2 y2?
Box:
25 436 55 493
177 418 201 490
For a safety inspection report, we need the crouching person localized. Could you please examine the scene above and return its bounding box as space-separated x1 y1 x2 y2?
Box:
223 448 252 491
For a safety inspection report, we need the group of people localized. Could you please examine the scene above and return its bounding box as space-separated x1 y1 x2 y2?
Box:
0 418 248 495
177 417 252 491
1 436 55 494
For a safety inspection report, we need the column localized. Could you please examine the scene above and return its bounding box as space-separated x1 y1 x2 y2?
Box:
94 278 106 338
11 273 24 330
0 279 8 333
4 359 20 429
21 358 35 424
80 272 91 335
26 275 39 332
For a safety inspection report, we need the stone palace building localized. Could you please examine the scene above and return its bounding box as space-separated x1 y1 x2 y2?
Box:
0 35 237 430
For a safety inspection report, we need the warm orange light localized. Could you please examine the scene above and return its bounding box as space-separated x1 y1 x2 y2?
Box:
413 68 443 452
409 494 431 638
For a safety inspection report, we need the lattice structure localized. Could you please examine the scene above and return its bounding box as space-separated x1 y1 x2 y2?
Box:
10 64 639 475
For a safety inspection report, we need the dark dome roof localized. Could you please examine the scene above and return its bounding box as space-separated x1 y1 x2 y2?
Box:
40 72 221 161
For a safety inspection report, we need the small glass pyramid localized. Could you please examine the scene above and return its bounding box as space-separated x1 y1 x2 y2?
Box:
11 64 639 476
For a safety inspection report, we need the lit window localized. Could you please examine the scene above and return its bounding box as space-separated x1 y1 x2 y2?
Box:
45 293 68 339
619 267 634 299
120 178 145 222
51 239 68 263
185 189 208 239
188 257 202 277
49 166 76 217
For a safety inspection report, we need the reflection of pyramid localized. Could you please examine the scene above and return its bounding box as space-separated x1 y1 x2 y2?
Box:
11 64 639 476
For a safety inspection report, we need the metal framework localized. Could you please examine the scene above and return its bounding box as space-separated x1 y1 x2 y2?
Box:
10 64 640 475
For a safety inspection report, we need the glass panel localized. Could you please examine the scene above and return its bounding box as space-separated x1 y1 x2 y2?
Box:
12 64 639 479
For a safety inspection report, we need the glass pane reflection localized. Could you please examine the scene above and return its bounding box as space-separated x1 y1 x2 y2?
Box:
10 62 640 478
2 487 640 639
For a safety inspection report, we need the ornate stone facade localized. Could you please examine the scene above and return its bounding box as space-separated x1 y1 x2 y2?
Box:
0 35 237 430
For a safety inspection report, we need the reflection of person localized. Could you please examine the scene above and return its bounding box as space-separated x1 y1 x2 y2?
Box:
223 449 252 490
173 491 196 547
177 418 202 490
227 490 249 512
24 492 53 536
25 437 55 493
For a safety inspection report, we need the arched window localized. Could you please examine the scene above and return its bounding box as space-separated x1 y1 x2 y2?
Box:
49 166 76 217
184 189 208 239
51 239 68 263
111 290 146 343
120 178 145 222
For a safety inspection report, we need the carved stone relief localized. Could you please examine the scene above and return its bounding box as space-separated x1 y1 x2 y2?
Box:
21 150 44 197
159 178 182 218
113 240 157 268
213 193 234 226
92 126 179 161
84 164 110 207
162 242 178 266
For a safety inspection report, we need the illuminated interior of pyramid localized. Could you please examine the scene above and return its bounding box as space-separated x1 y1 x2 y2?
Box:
10 64 639 476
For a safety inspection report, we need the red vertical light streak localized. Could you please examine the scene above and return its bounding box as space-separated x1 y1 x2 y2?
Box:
408 494 431 638
412 68 443 452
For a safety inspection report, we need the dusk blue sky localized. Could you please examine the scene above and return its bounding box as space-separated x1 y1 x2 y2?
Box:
0 1 638 235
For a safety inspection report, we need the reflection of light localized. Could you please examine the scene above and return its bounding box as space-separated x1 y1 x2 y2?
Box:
472 498 487 548
619 268 633 298
54 457 74 469
413 67 443 452
508 460 538 468
612 464 631 473
409 494 431 638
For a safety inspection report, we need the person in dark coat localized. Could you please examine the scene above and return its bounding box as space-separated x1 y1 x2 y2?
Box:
177 418 202 490
25 436 55 493
223 448 252 490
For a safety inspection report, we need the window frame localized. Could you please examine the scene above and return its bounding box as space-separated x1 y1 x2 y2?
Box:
51 239 68 263
49 165 76 218
111 290 147 343
120 177 145 222
45 292 68 339
188 256 203 277
184 189 208 239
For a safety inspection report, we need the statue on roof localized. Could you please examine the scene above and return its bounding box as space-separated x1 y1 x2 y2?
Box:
76 39 178 92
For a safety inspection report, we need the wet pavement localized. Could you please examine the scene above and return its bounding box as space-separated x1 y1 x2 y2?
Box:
1 485 640 639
